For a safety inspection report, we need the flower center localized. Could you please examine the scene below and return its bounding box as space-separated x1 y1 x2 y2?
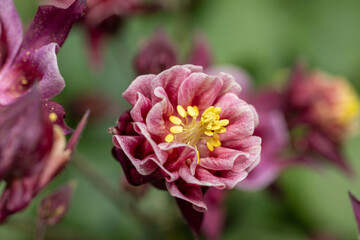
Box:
165 105 229 163
335 82 360 126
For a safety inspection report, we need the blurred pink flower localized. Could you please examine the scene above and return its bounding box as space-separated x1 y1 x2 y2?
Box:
111 64 261 234
285 62 359 175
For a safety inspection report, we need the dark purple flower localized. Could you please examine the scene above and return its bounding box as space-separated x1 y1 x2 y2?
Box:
0 0 87 222
0 86 88 222
134 29 178 75
134 30 214 75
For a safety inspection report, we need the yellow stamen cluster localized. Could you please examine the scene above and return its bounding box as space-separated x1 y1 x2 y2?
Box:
165 105 229 163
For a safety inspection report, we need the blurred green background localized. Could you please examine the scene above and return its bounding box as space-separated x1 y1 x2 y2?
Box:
2 0 360 239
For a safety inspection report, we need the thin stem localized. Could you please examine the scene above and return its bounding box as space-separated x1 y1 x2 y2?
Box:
35 220 46 240
72 153 124 209
72 153 158 234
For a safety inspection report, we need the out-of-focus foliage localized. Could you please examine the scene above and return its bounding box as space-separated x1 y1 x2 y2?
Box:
1 0 360 239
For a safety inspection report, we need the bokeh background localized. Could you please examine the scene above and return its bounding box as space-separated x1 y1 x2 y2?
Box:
2 0 360 239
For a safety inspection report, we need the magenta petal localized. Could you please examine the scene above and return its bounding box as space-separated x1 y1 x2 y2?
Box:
176 198 204 237
199 147 249 171
130 93 152 123
206 65 251 100
145 87 174 136
0 0 23 69
21 0 86 51
179 166 226 189
151 65 200 106
113 135 159 175
122 74 156 106
1 43 64 102
166 181 207 212
349 192 360 234
215 93 257 141
0 85 52 181
177 72 222 111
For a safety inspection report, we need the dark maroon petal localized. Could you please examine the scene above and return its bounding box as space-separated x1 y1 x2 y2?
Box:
0 0 23 69
176 198 204 237
21 0 85 51
0 178 37 222
349 192 360 234
44 100 73 135
38 182 75 226
308 130 353 176
0 84 53 181
112 147 155 186
188 35 213 69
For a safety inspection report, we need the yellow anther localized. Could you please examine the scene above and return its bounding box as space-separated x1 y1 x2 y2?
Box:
49 112 58 122
187 106 198 117
209 138 221 147
211 125 221 131
169 116 182 125
204 130 214 136
214 107 221 114
195 146 200 164
165 134 174 143
216 127 226 134
177 105 187 118
165 105 229 162
170 126 184 134
218 119 229 126
207 141 214 151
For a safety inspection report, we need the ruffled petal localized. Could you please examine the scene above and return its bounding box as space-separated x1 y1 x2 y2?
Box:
166 181 207 212
177 72 222 111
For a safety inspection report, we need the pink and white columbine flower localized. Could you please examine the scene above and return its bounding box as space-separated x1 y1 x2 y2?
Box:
111 65 261 231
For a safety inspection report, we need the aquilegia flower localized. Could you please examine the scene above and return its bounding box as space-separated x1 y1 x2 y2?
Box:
111 65 261 233
0 0 86 222
285 62 360 174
